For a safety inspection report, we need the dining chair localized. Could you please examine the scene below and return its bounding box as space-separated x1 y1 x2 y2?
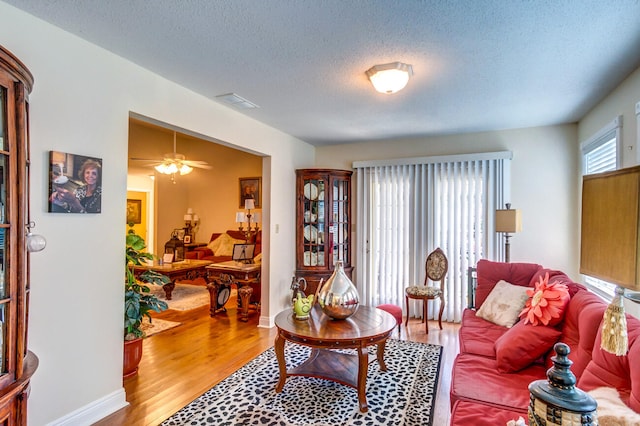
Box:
405 247 448 333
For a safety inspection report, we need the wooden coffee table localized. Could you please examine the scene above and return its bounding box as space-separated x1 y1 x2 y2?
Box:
134 259 213 299
274 304 396 412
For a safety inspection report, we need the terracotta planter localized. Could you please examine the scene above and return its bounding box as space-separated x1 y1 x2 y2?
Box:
123 337 143 378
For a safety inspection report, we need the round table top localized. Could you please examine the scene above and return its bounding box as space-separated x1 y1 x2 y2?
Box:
274 304 396 342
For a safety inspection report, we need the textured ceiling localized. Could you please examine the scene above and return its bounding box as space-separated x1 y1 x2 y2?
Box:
5 0 640 145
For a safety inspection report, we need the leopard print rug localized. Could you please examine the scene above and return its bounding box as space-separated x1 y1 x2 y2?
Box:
162 339 442 426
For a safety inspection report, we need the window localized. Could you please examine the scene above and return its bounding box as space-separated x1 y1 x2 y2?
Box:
580 116 622 298
354 152 511 322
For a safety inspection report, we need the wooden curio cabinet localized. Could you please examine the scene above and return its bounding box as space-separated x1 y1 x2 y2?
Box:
0 45 39 425
295 169 353 296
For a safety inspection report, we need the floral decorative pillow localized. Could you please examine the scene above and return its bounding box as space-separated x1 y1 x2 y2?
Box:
476 280 530 328
519 272 570 326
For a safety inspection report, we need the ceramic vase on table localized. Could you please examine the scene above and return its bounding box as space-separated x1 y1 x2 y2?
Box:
317 260 359 319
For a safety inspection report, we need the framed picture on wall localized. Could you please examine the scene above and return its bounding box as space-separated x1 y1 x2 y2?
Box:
48 150 103 213
239 177 261 208
126 199 142 224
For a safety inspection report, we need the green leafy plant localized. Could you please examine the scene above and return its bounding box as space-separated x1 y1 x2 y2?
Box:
125 232 170 340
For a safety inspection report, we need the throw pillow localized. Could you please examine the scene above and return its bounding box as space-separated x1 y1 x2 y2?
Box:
208 233 245 256
475 280 530 328
494 321 562 373
587 387 640 426
519 272 570 326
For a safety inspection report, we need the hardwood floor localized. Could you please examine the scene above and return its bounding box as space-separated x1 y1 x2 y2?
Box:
94 293 460 425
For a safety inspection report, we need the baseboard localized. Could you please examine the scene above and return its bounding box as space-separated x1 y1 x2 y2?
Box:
258 314 274 328
47 388 128 426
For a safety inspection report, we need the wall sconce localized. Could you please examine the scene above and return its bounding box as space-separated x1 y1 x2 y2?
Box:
183 207 200 242
366 62 413 94
495 203 522 262
236 199 260 241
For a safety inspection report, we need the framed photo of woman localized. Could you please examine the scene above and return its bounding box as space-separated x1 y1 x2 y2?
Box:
48 151 103 214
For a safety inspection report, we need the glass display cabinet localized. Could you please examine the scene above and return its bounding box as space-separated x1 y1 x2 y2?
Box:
0 45 39 425
295 169 352 296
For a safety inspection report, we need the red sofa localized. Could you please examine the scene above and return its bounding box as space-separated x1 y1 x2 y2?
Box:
450 259 640 425
185 230 262 262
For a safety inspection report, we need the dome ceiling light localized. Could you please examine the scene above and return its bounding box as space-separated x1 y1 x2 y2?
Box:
366 62 413 94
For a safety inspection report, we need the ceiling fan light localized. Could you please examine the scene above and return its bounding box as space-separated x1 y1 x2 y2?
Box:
155 163 170 174
179 164 193 175
166 163 178 174
366 62 413 94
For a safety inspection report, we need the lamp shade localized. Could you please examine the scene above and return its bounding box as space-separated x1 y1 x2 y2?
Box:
580 165 640 290
244 199 255 210
366 62 413 94
495 208 522 233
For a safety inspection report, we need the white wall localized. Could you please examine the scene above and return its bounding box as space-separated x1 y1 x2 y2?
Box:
0 2 314 425
578 66 640 169
316 124 580 277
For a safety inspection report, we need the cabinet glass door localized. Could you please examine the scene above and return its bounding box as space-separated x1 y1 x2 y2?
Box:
302 177 326 267
0 84 6 375
331 177 349 266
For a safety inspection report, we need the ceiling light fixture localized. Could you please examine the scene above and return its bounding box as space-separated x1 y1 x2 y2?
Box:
154 132 193 177
366 62 413 94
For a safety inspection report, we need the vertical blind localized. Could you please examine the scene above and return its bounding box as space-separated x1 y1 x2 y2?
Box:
354 152 511 323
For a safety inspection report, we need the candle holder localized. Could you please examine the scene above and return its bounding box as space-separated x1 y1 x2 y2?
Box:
236 199 260 242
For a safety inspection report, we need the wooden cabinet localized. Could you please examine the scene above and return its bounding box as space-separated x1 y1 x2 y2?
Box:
295 169 352 296
0 45 38 425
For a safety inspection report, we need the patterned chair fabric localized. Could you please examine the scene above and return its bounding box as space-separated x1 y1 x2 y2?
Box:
405 247 448 333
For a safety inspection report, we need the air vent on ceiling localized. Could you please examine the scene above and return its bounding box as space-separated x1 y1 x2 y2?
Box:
215 93 259 109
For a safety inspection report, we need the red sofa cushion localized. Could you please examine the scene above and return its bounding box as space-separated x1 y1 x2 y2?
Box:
579 313 640 411
553 289 607 377
494 320 562 373
475 260 541 308
459 325 505 358
450 352 545 412
528 268 587 298
450 400 526 426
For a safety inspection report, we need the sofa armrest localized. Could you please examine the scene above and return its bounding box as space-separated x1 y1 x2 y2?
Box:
194 247 213 257
185 251 200 260
467 267 477 309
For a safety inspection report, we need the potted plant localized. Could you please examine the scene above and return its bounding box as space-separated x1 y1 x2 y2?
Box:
123 230 170 378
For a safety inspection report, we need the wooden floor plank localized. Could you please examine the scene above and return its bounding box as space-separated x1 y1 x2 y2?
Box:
93 297 460 426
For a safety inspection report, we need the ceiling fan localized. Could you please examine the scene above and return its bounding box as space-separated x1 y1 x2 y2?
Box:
130 131 212 177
